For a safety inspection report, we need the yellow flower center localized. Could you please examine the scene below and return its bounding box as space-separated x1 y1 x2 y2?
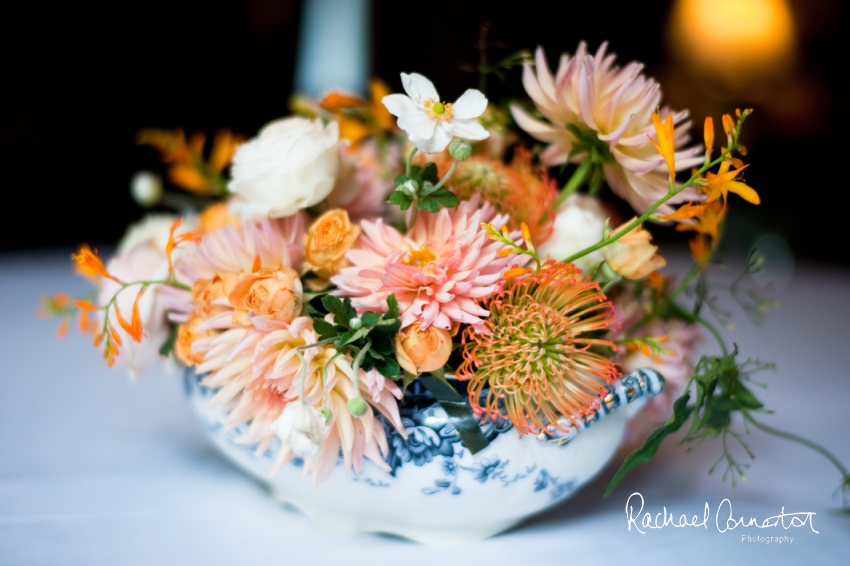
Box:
424 99 453 122
403 247 438 268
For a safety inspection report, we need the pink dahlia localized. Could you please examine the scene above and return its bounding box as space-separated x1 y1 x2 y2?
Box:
510 44 703 214
332 196 528 330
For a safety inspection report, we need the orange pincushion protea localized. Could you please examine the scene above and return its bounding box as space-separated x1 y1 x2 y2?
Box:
450 148 557 242
458 261 620 434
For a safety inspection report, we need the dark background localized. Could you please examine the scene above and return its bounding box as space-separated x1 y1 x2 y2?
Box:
2 0 845 262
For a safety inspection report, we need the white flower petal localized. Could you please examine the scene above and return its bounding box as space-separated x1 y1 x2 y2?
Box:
451 89 488 120
410 124 452 154
448 119 489 141
381 94 419 117
397 111 436 140
401 73 439 104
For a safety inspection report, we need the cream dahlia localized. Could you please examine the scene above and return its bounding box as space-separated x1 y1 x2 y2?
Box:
510 43 703 214
332 196 528 330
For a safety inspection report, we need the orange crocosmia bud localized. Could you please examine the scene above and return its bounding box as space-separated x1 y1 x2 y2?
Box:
58 319 70 339
520 222 532 243
496 248 512 257
647 271 665 295
79 309 91 333
75 299 100 311
722 114 735 137
703 117 714 154
503 266 532 280
320 91 367 112
93 332 105 348
130 291 144 341
109 324 123 347
165 218 184 275
649 112 676 177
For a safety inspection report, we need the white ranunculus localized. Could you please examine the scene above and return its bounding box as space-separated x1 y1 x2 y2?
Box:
228 117 341 219
537 193 608 273
271 402 327 460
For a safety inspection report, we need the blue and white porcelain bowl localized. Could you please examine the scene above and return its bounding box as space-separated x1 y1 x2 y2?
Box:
184 369 664 544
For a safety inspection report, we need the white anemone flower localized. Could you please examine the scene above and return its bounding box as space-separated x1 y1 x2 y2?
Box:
382 73 489 153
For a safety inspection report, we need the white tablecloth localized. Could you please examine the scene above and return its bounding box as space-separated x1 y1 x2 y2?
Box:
2 251 848 565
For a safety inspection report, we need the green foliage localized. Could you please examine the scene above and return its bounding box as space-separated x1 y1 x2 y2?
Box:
313 294 402 380
606 347 775 495
387 162 459 213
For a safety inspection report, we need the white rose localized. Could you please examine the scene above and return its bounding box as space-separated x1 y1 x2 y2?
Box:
537 193 608 273
228 117 341 219
271 402 327 460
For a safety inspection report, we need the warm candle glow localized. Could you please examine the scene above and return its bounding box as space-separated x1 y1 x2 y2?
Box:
668 0 797 83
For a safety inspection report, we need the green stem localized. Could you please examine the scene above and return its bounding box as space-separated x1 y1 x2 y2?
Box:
296 337 336 350
743 413 849 478
295 348 308 405
425 159 458 194
349 338 371 401
405 147 418 177
555 158 594 208
696 315 729 357
562 148 735 265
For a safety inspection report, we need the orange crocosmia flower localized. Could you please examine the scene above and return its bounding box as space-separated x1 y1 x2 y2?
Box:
689 235 712 263
649 112 676 177
208 129 244 175
677 200 726 241
72 246 118 283
369 79 394 131
705 159 760 205
503 266 532 280
661 202 707 221
647 271 665 295
168 164 213 194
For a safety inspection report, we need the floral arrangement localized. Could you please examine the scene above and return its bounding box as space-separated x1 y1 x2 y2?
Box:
44 42 848 496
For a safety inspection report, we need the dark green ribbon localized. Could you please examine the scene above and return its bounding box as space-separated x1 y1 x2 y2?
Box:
417 374 490 455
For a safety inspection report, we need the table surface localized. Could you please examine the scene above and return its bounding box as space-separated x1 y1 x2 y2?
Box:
1 250 848 566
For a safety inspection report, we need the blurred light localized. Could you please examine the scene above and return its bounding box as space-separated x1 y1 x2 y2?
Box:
668 0 797 84
294 0 370 98
130 171 163 208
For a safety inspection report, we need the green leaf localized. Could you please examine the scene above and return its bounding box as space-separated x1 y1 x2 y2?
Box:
372 356 401 380
360 357 374 372
429 187 460 208
394 174 408 188
417 197 440 213
388 191 412 211
420 162 439 185
361 311 381 327
604 389 693 496
417 373 491 455
312 318 337 338
385 294 399 319
321 295 349 323
401 371 418 392
371 332 395 356
159 324 178 357
338 327 368 347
